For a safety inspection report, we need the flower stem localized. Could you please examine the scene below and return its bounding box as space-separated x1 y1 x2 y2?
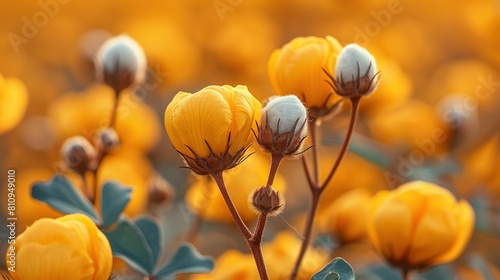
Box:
249 213 269 280
320 97 360 189
212 172 252 239
291 97 361 280
79 173 92 202
109 88 121 128
185 211 204 244
266 155 283 188
290 189 320 279
212 171 269 279
402 269 411 280
310 120 320 186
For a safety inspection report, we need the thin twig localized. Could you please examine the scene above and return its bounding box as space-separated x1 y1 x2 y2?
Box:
320 97 361 189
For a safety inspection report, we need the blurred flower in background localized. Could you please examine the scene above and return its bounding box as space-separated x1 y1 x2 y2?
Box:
368 181 474 271
0 75 28 135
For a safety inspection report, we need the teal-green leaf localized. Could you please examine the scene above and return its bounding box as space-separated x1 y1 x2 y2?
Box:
323 272 340 280
103 219 154 276
348 138 391 168
312 257 355 280
155 243 214 279
100 181 132 229
134 216 161 267
31 175 100 223
469 255 494 280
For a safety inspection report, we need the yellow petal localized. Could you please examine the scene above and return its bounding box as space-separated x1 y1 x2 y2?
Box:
165 88 231 158
406 203 457 266
370 192 412 263
220 85 261 155
325 188 372 243
427 201 475 266
14 243 94 280
59 214 112 279
0 75 29 135
367 190 390 254
16 219 86 250
267 37 343 110
268 49 284 95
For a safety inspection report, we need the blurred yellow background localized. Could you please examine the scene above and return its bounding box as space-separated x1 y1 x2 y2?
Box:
1 0 500 278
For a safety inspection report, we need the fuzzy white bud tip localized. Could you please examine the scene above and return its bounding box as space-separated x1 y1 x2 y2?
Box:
332 44 379 98
95 35 147 92
258 95 308 156
263 95 307 136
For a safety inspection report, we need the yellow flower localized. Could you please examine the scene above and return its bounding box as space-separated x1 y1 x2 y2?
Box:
8 214 112 280
317 148 387 214
268 36 343 118
0 75 28 135
320 188 373 245
368 100 450 155
48 84 161 152
164 85 261 174
191 232 326 280
186 151 286 223
367 181 474 270
358 49 412 115
1 168 62 229
262 232 326 279
190 250 257 280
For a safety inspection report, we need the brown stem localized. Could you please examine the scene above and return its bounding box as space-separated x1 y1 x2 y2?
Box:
211 172 252 239
402 269 411 280
301 156 315 189
212 172 269 279
91 150 107 206
79 173 92 202
248 214 269 280
310 120 320 187
320 97 361 189
185 212 204 244
290 189 321 279
266 155 283 188
291 97 361 280
109 89 121 128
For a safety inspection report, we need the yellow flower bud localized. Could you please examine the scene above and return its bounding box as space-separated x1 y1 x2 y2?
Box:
0 75 28 135
7 214 112 280
321 188 372 245
191 232 326 280
367 181 474 270
268 36 344 119
164 85 261 174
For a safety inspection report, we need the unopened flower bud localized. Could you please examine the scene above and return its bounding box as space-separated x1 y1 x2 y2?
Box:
330 44 379 98
257 95 308 157
96 128 120 153
60 136 96 174
249 187 285 216
95 35 147 93
148 173 175 206
438 94 479 145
